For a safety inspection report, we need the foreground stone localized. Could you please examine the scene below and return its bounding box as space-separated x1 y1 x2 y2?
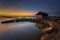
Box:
41 20 60 40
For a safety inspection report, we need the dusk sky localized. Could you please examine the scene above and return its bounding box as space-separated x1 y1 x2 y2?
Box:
0 0 60 16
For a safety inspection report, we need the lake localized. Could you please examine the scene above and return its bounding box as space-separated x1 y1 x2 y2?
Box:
0 21 43 40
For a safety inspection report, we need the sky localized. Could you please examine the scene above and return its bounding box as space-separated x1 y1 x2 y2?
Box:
0 0 60 16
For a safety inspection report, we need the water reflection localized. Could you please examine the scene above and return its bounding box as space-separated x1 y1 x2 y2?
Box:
36 22 46 29
0 21 43 40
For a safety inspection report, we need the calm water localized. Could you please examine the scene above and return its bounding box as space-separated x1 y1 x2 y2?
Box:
0 21 43 40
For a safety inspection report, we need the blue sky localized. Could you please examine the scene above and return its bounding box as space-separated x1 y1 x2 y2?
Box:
0 0 60 16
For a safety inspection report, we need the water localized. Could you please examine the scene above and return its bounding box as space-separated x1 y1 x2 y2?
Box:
0 21 43 40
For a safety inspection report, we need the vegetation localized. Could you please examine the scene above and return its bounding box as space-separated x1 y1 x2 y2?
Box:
15 17 35 22
1 17 35 23
36 22 47 29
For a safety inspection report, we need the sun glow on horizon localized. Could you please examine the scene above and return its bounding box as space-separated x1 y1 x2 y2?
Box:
0 8 36 17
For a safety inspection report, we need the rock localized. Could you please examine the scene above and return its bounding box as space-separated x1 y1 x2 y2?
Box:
41 20 60 40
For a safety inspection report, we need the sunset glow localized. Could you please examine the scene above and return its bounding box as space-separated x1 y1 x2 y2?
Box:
0 8 35 17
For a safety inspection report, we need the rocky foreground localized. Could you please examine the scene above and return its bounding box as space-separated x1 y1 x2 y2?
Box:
41 20 60 40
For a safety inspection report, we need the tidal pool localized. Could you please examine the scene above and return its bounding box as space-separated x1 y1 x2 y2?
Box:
0 21 43 40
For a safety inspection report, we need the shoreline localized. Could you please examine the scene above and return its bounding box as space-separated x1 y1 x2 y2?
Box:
40 20 60 40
